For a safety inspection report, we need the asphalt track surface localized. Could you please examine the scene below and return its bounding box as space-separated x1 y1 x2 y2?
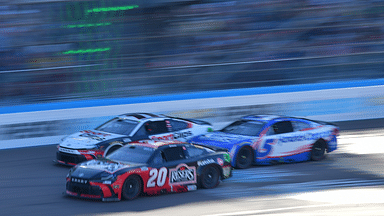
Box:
1 119 384 216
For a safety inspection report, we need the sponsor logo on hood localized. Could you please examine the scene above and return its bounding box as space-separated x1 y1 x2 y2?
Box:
81 160 131 173
61 130 126 149
199 132 253 143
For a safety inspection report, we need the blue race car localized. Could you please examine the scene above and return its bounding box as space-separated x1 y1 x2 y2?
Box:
188 115 339 169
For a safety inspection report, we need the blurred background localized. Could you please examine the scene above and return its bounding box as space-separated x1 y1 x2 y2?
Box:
0 0 383 106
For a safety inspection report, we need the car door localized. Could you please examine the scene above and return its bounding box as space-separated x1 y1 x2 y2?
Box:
290 119 315 153
131 120 174 141
167 119 193 141
145 145 197 194
256 120 294 161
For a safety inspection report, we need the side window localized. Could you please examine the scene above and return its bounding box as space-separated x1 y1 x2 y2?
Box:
132 125 148 139
162 146 186 162
145 121 168 135
292 121 311 131
151 151 165 164
270 121 294 135
168 119 189 131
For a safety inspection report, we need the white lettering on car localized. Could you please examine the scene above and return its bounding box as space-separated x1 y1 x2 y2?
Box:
147 167 167 187
169 164 196 185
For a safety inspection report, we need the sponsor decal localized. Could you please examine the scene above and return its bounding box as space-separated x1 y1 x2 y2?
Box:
197 158 215 166
59 147 79 154
224 153 231 163
169 164 196 185
203 133 237 142
85 136 105 141
81 130 111 137
187 185 197 191
83 160 128 173
174 131 193 139
222 166 231 178
280 131 332 143
123 138 132 143
165 120 172 129
217 158 224 166
71 178 88 184
79 130 111 141
150 131 193 141
151 134 174 140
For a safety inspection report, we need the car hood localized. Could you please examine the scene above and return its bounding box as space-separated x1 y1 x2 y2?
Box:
71 159 144 179
60 130 126 149
189 132 256 149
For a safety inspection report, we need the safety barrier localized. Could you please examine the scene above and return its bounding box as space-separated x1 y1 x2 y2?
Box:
1 78 384 149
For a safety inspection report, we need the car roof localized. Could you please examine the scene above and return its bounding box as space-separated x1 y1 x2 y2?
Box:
117 113 167 121
128 139 187 149
241 114 285 122
241 114 324 124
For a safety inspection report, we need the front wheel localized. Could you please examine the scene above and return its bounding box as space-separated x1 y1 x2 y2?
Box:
235 146 254 169
199 165 220 189
311 140 326 161
122 175 142 200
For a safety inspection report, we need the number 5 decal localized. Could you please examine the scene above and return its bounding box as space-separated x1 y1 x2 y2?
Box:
147 167 167 187
258 139 277 159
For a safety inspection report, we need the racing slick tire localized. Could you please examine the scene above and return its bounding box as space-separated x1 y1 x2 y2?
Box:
122 175 142 200
235 146 254 169
311 140 326 161
199 165 220 189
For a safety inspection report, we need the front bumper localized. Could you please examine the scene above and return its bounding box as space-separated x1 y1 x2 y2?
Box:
56 151 88 166
66 180 120 201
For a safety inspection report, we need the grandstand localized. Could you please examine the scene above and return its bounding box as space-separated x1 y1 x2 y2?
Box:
0 0 383 105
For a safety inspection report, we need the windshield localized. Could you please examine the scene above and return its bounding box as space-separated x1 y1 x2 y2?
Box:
221 120 265 136
95 118 139 135
106 145 155 164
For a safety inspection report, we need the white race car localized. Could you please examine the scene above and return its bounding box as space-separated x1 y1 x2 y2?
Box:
56 113 212 166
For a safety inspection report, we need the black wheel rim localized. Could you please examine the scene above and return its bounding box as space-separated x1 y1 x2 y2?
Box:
123 177 140 199
203 167 219 188
237 148 252 168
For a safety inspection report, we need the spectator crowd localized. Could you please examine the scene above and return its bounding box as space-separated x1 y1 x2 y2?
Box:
0 0 383 105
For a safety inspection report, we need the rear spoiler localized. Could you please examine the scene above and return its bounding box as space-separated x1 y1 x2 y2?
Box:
164 115 212 126
313 120 338 127
295 117 338 127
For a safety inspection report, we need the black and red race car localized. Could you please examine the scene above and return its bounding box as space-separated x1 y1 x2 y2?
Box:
65 140 232 201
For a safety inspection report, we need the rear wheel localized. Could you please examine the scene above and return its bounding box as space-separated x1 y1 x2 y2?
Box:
122 175 142 200
199 165 220 189
311 140 326 161
235 146 253 169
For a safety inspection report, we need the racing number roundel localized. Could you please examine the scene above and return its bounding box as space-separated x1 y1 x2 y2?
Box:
147 167 167 187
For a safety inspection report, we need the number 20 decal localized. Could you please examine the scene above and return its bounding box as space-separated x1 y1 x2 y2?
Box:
147 167 167 187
